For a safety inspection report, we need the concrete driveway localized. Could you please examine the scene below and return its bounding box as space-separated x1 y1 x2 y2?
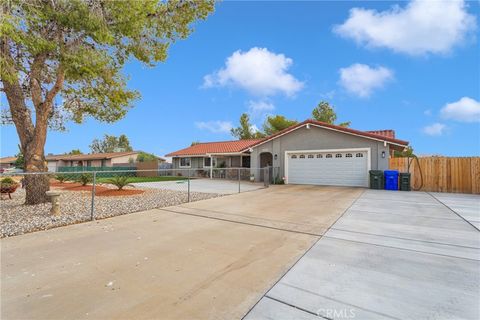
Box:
132 178 264 195
1 185 359 319
246 190 480 320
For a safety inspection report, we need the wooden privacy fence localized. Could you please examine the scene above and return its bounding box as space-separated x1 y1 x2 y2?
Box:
389 157 480 194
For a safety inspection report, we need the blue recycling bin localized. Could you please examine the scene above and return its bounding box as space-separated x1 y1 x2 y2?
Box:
384 170 399 191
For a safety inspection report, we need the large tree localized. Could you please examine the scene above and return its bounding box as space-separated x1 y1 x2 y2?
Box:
312 101 351 127
90 134 132 153
263 115 298 135
1 0 214 204
230 113 265 140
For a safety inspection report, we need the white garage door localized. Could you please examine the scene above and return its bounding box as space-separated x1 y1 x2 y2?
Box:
286 150 369 187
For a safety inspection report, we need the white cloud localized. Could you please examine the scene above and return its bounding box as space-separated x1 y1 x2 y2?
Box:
339 63 393 97
423 123 447 136
333 0 477 56
440 97 480 122
203 47 303 97
195 121 233 134
247 100 275 119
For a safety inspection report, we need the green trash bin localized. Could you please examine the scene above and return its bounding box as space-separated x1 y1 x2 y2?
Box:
399 172 411 191
369 170 384 189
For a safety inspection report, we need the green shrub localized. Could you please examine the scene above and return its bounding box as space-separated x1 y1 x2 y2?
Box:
55 174 68 183
0 177 16 186
76 173 92 186
107 176 134 190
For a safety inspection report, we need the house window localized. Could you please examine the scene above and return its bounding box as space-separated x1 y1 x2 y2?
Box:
346 153 352 158
180 157 191 168
291 155 297 159
356 153 364 158
335 154 342 158
299 155 305 159
308 154 314 159
241 156 251 168
316 154 323 158
87 160 92 166
204 157 216 167
326 154 332 158
101 159 107 167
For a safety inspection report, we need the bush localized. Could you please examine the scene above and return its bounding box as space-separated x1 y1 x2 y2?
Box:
107 176 134 190
0 177 17 186
55 174 68 183
76 173 92 186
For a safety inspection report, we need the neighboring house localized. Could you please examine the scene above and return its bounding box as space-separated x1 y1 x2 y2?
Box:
166 119 409 187
46 151 166 172
0 157 17 170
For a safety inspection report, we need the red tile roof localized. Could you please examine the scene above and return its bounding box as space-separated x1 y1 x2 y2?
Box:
166 139 262 157
47 151 139 161
0 156 17 164
167 120 409 156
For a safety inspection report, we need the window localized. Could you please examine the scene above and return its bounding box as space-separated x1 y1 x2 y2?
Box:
326 154 332 158
346 153 352 158
180 157 191 168
335 154 342 158
242 156 251 168
291 155 297 159
356 153 364 158
299 154 305 159
204 157 216 167
308 154 314 159
87 160 92 166
316 154 323 158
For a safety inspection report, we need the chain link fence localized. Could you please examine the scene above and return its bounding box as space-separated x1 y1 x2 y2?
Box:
1 167 280 237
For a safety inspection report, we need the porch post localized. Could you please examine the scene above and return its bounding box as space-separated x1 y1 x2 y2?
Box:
210 155 213 179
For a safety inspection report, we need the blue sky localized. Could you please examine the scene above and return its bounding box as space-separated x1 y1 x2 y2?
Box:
1 0 479 157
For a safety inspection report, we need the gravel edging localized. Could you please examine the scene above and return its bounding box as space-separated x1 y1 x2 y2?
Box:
1 187 220 238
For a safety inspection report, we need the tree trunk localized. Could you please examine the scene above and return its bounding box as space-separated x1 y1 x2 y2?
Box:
23 147 50 205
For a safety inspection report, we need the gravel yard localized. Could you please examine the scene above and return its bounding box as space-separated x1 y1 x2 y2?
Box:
1 186 220 238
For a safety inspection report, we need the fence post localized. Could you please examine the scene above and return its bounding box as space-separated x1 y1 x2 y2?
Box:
238 168 241 193
187 176 191 202
90 171 96 221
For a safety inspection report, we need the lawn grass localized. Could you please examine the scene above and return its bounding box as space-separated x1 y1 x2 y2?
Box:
97 176 188 183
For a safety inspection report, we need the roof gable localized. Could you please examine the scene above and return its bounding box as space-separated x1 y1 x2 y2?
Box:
244 120 408 151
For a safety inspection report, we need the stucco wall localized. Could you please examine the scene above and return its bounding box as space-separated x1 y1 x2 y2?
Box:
111 154 137 165
250 125 390 181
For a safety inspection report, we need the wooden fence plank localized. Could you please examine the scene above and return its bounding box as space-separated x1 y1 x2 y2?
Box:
389 157 480 194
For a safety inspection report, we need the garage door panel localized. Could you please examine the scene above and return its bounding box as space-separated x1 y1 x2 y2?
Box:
287 150 368 187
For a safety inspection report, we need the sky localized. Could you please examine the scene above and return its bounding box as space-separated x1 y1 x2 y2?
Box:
1 0 479 157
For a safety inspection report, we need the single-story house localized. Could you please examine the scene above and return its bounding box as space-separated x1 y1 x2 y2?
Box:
46 151 166 172
166 119 409 187
0 157 17 170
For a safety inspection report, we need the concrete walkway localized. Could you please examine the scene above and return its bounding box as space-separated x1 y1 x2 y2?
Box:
132 179 264 195
431 192 480 230
246 190 480 320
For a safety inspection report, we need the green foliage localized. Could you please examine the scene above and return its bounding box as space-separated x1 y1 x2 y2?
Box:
90 134 133 153
263 115 298 135
394 146 415 158
55 174 68 183
231 113 265 140
107 176 134 190
14 149 25 169
68 149 82 155
137 152 158 162
76 173 92 186
0 177 17 186
312 101 351 127
1 0 215 127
